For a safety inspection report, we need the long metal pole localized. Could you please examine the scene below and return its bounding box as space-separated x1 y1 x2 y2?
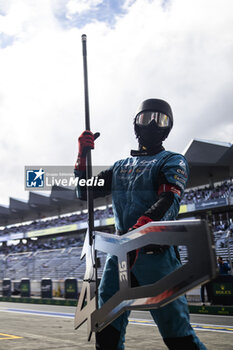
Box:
81 35 98 342
81 34 94 246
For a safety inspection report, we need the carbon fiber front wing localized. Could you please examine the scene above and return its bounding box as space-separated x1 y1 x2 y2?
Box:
74 219 217 339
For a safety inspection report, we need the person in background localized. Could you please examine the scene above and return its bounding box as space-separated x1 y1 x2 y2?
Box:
218 256 230 275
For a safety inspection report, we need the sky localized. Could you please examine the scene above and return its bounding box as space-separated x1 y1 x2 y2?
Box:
0 0 233 206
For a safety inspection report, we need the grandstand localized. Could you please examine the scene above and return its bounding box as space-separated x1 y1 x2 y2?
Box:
0 138 233 297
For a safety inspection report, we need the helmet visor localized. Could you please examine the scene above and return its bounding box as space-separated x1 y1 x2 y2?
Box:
136 111 170 127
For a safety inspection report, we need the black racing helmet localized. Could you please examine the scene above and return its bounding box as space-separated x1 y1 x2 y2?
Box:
135 98 173 128
134 98 173 146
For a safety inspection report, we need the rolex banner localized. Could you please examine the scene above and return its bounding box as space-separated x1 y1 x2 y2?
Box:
65 278 78 299
211 275 233 305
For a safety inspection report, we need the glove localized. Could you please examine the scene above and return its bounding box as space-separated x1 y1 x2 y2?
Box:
131 215 153 230
129 215 153 268
75 131 100 170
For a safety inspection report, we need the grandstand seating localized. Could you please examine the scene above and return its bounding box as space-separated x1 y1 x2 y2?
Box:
0 178 232 282
0 178 232 239
0 235 232 282
181 179 232 204
0 246 107 281
0 207 113 237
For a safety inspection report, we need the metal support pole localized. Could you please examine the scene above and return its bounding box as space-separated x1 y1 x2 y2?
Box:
81 34 98 333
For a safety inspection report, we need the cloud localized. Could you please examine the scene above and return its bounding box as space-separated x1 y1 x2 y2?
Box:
52 0 133 28
0 33 15 48
66 0 103 16
0 0 233 206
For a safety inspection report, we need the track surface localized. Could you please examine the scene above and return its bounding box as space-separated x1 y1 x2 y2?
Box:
0 302 232 349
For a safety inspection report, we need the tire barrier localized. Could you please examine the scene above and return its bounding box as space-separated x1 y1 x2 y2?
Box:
41 279 53 299
2 279 11 297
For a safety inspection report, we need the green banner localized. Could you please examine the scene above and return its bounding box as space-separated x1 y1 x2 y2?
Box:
27 224 79 238
64 279 78 299
20 279 30 297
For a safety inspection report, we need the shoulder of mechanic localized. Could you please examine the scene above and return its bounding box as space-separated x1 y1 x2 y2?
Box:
159 152 189 191
161 151 189 174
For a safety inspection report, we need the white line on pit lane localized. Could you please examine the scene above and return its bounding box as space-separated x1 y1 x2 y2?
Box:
1 308 233 334
128 318 233 334
0 307 74 319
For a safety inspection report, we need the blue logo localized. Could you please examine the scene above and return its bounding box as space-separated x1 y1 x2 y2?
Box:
26 169 45 188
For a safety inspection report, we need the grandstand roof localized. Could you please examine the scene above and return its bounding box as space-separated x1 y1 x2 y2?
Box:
0 186 112 226
0 139 232 226
183 138 233 188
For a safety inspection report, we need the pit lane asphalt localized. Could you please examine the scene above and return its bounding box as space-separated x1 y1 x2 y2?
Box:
0 302 232 350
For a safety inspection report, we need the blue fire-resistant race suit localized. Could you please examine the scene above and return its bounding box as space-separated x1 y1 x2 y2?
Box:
75 149 207 350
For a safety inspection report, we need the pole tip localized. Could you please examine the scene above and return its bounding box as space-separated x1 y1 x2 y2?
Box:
82 34 87 41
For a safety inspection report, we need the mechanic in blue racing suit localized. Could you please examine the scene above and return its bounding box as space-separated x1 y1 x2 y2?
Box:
75 99 207 350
